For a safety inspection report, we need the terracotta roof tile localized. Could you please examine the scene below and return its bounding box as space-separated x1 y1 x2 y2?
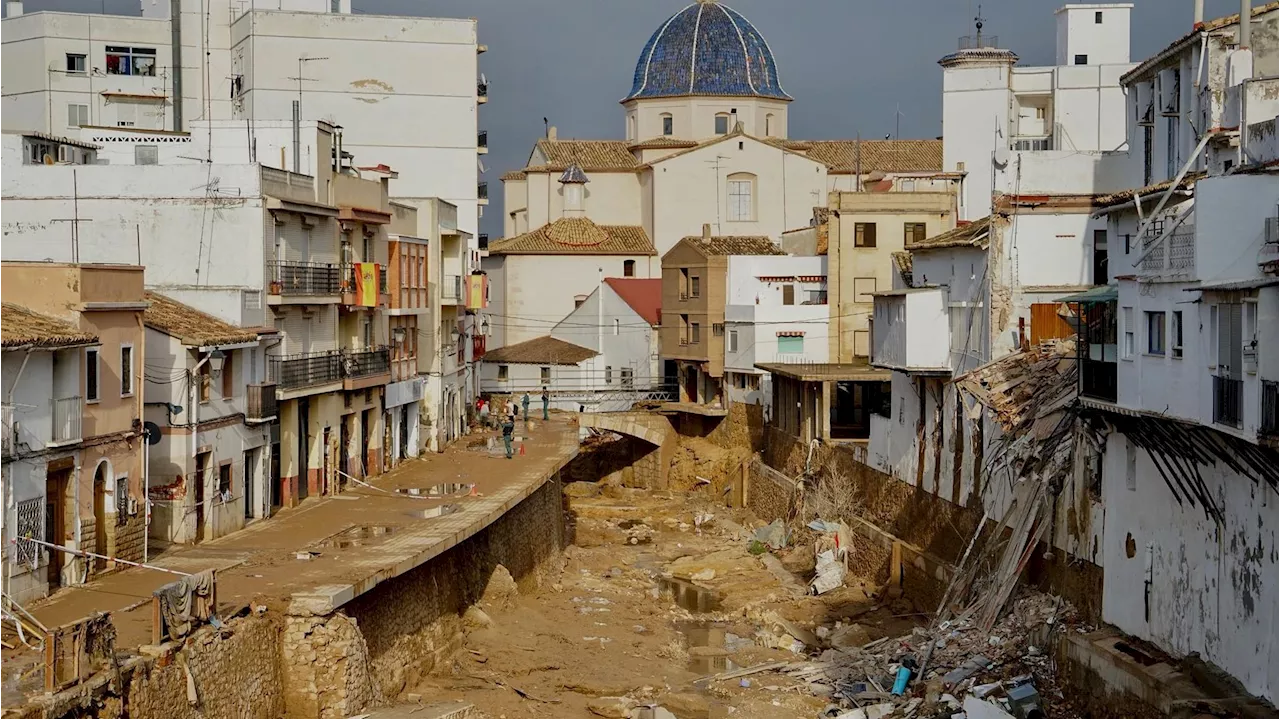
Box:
488 217 655 256
628 137 700 150
772 139 944 174
500 170 528 181
483 336 597 365
1 304 97 348
907 216 991 251
144 292 259 347
680 235 785 256
891 252 914 287
1094 172 1205 208
603 278 662 326
530 140 639 172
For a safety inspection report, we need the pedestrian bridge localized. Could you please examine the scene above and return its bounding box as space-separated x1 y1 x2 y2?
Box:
577 410 677 489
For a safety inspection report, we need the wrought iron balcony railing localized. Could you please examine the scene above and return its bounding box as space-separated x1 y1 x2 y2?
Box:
268 261 342 296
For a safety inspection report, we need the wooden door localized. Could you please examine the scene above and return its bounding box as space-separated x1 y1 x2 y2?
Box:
1030 303 1073 345
45 471 69 587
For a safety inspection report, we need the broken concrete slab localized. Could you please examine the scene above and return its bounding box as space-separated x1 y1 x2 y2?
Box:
962 695 1016 719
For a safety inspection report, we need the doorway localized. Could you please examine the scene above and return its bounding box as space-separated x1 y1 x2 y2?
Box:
685 366 699 404
399 405 410 460
92 462 109 570
194 451 210 543
270 441 282 511
340 417 351 481
298 398 311 501
45 468 70 588
323 426 333 494
243 449 255 520
361 408 374 476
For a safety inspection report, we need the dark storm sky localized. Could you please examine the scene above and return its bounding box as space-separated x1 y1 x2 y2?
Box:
9 0 1264 236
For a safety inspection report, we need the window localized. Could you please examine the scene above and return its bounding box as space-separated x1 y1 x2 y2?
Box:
1035 107 1046 120
199 363 212 402
680 268 690 299
605 366 612 384
777 335 804 354
714 113 730 135
854 222 877 248
1095 10 1103 22
116 476 129 523
120 345 134 397
1171 311 1183 359
1122 307 1134 358
1166 116 1179 179
712 323 724 337
661 114 673 136
623 259 635 277
904 223 927 244
613 318 620 336
1092 229 1109 285
86 347 100 402
1146 311 1166 355
627 115 636 141
1123 233 1132 255
540 366 551 382
498 365 509 381
221 352 235 397
727 174 753 221
782 285 795 305
218 463 232 497
621 368 634 388
574 295 587 309
135 145 158 165
765 113 774 136
105 46 157 76
690 322 701 344
690 276 701 298
728 329 738 352
66 53 86 74
67 103 89 128
1074 54 1088 65
330 0 340 11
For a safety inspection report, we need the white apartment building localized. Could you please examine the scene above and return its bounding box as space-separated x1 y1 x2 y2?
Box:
1 0 485 240
724 255 829 407
941 3 1135 218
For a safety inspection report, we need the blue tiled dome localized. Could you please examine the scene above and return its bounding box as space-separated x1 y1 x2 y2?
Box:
625 0 790 102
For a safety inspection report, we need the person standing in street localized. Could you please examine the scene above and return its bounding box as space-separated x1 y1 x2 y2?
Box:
479 398 490 429
501 415 515 459
521 392 531 423
541 386 550 420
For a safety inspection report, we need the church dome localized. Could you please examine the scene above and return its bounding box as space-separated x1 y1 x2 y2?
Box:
625 0 790 102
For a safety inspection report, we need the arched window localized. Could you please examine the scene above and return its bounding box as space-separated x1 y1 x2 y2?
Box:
714 113 730 135
627 115 636 141
765 113 774 137
727 172 755 222
623 259 636 277
661 113 674 136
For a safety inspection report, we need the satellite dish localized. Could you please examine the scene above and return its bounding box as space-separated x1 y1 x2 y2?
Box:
143 421 163 445
43 154 55 165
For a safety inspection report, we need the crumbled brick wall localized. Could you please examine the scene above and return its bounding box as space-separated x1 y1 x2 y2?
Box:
281 613 378 719
114 512 146 564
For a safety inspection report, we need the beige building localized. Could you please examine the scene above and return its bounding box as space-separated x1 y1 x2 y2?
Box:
825 180 961 362
1 262 148 597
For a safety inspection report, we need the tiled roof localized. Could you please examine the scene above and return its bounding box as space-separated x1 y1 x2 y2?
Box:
1094 172 1205 208
144 292 259 347
625 1 790 101
488 217 656 256
938 48 1020 68
771 139 944 174
483 335 597 365
681 235 785 256
629 137 700 150
1 303 97 348
604 278 662 326
1121 3 1278 84
891 252 914 287
500 170 528 181
531 140 639 172
906 216 991 251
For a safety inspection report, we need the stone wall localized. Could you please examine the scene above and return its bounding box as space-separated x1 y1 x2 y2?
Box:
281 613 378 719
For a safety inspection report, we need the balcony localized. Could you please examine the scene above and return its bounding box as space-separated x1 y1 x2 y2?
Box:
51 395 83 446
245 383 278 423
342 347 391 391
477 80 488 103
442 274 463 305
1262 380 1278 443
478 131 488 154
478 181 489 204
1012 134 1054 152
869 287 951 374
269 351 343 392
1137 223 1195 278
268 261 342 301
1213 374 1243 429
339 263 390 308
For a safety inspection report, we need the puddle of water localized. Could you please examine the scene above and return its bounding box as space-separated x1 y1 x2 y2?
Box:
412 503 462 519
315 525 397 550
658 576 722 613
397 483 470 497
677 621 743 675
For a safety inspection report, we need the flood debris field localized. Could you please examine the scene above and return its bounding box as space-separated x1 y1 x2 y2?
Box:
408 477 1094 719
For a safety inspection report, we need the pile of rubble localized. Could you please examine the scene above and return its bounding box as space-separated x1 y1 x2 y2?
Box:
698 592 1079 718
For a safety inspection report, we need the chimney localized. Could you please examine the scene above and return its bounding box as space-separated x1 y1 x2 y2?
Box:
701 223 712 243
1194 0 1203 28
6 1 22 17
1239 0 1251 49
547 125 558 141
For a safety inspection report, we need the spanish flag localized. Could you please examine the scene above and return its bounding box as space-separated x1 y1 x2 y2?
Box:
355 263 378 307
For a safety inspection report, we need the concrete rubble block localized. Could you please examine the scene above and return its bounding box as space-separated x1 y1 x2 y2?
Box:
480 564 520 608
962 695 1016 719
587 696 637 718
462 606 494 629
564 481 604 498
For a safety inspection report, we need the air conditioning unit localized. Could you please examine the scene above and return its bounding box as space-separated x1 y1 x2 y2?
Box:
128 497 139 515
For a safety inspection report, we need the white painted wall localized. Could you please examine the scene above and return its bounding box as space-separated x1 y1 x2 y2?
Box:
871 288 950 372
521 172 643 231
550 282 659 388
626 95 789 141
1055 4 1132 67
724 254 829 371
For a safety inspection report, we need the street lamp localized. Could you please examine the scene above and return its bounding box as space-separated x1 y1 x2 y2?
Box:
209 349 227 375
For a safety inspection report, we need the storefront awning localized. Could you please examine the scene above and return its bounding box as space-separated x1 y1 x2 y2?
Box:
1056 285 1117 303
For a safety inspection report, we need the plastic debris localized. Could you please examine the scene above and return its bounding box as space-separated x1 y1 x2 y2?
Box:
753 519 789 550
